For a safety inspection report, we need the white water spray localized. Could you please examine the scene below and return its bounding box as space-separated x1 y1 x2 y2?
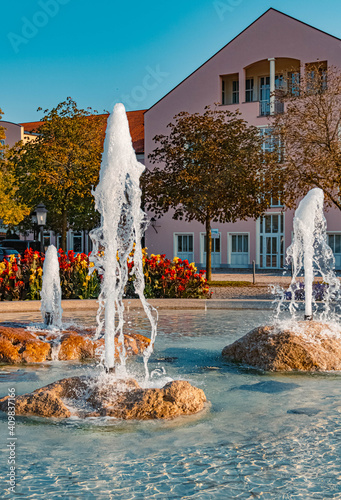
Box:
40 245 63 329
285 188 340 321
90 103 158 377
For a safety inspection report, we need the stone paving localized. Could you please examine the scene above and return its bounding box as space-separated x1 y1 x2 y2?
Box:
210 270 291 300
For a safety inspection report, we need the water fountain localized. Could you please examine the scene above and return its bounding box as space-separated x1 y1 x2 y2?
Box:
222 187 341 371
0 103 206 418
89 103 157 377
40 245 63 328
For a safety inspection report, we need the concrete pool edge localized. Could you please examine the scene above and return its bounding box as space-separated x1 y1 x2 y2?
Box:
0 298 274 312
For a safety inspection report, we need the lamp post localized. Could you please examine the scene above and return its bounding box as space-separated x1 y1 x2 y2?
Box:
35 203 48 253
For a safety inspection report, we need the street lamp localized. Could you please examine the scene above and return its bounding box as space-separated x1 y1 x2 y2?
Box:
35 203 48 253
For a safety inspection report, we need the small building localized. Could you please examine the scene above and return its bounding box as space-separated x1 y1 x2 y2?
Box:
144 8 341 269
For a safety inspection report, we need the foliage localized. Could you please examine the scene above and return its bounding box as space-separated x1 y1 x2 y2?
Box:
271 65 341 210
144 105 276 280
0 107 30 225
127 251 211 299
10 98 106 249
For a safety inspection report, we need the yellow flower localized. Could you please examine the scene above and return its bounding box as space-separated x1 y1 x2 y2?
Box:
89 262 94 268
86 275 90 281
37 267 43 277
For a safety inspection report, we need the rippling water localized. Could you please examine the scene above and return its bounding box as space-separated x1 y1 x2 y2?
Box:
1 309 341 499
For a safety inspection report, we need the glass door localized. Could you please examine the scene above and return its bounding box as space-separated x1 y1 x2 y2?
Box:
202 234 221 268
259 214 284 269
259 76 270 115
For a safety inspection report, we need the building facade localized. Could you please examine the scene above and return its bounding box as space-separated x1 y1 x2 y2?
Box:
144 8 341 269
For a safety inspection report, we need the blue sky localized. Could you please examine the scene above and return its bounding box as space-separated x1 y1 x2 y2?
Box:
2 0 341 122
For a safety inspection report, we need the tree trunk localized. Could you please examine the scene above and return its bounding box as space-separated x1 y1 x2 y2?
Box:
205 216 212 282
61 209 68 251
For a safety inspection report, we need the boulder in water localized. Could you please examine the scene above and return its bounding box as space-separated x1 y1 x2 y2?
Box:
0 376 207 420
222 321 341 371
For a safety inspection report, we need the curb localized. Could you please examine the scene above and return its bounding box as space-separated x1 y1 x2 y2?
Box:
0 298 275 313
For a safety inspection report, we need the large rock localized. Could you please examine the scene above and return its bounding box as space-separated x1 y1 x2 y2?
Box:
222 321 341 371
0 376 207 420
0 326 150 364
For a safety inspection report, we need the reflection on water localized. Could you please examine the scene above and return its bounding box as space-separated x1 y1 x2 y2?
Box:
1 309 341 499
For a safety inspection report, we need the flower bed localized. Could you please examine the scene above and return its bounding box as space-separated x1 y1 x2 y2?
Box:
0 249 210 301
127 252 210 299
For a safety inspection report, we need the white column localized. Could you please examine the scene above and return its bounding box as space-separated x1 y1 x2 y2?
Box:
268 58 276 115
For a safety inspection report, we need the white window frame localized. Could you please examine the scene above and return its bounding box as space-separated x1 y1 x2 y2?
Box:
71 231 83 253
173 232 195 262
327 231 341 269
227 232 250 267
258 212 285 269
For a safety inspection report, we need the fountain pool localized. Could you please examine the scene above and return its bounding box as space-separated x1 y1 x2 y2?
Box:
1 308 341 499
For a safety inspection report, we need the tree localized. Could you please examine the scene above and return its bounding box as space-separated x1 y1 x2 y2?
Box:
0 108 30 225
271 64 341 210
11 98 106 250
144 106 275 280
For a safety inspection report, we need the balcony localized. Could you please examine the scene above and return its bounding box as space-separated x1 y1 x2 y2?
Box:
259 100 284 116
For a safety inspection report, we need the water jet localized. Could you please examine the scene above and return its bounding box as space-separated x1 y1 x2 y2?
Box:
223 188 341 371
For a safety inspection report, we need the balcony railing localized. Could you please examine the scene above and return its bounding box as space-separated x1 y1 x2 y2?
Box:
259 100 284 116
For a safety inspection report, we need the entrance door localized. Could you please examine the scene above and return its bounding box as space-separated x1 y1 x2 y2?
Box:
201 234 221 268
259 214 284 269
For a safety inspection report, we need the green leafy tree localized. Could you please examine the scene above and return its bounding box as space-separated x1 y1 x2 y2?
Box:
0 108 30 225
11 98 106 250
271 65 341 210
144 106 275 280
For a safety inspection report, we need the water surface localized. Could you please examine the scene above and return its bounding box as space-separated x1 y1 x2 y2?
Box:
1 309 341 499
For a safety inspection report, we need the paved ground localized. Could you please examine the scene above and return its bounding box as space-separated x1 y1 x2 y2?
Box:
210 270 292 299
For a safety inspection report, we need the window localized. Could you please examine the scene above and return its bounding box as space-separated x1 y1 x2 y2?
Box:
259 215 284 268
72 232 82 253
259 75 284 115
288 71 300 96
259 127 273 154
232 80 239 104
229 233 249 267
232 234 248 253
175 234 194 262
201 233 221 267
221 74 239 105
306 62 327 93
203 235 220 253
328 234 341 269
43 231 51 250
222 80 226 105
245 78 254 102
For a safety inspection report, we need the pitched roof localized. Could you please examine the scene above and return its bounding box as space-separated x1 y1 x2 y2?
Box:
20 109 146 154
145 8 341 113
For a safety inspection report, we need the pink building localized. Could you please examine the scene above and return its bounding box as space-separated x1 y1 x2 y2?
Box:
144 8 341 270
